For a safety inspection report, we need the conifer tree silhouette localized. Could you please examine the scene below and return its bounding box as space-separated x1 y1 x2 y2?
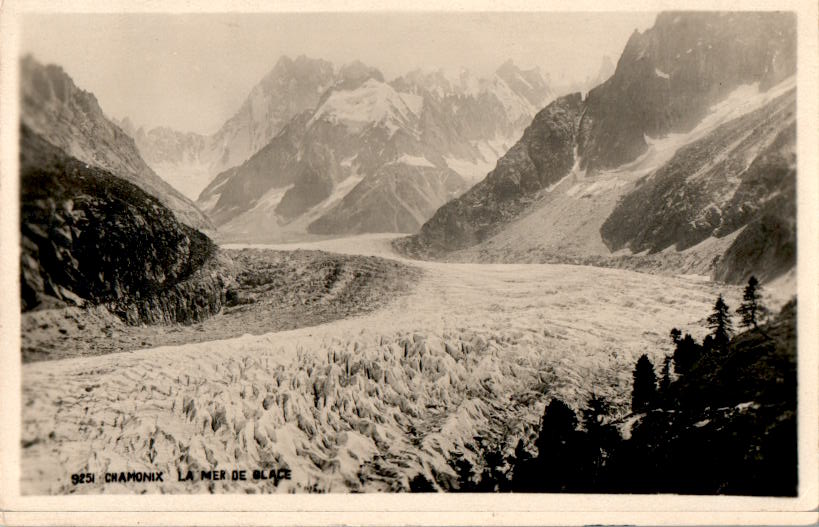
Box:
632 354 657 412
707 294 733 351
737 276 768 331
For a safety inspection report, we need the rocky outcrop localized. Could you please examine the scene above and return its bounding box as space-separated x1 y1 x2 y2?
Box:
20 55 212 230
20 125 227 325
579 12 795 172
396 94 583 257
600 90 795 279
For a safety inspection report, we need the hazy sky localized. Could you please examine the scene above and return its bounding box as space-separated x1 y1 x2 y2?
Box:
21 12 657 135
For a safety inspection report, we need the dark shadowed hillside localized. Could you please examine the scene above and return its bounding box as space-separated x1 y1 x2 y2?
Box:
20 125 226 325
465 299 796 496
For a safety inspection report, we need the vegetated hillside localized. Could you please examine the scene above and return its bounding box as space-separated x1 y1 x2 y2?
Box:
396 12 796 285
465 297 796 496
20 124 225 326
20 55 211 230
196 59 553 242
617 299 797 495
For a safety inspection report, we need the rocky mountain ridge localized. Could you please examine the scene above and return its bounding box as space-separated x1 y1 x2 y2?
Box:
194 59 555 241
20 55 212 230
122 56 553 207
397 12 797 284
116 55 337 200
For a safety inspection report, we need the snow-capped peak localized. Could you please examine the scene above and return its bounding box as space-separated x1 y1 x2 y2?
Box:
309 79 422 134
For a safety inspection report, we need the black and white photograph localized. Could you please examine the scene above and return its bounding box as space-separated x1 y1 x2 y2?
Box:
0 0 817 523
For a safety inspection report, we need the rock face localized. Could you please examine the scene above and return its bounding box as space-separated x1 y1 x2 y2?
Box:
308 162 465 235
398 94 583 256
20 125 227 325
601 90 795 283
196 60 552 241
119 55 336 200
579 12 795 172
20 56 212 230
399 12 797 283
392 61 553 148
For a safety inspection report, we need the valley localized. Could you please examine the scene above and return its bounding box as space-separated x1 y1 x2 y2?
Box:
15 10 802 499
19 234 793 494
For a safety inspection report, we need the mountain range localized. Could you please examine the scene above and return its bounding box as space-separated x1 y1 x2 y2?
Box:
189 58 554 241
21 11 798 285
115 55 337 200
396 11 797 285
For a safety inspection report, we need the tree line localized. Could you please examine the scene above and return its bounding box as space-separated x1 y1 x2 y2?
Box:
438 276 795 495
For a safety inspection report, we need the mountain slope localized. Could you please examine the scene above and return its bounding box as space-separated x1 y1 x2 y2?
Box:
119 55 336 199
397 12 797 284
20 124 226 324
199 60 552 242
20 56 211 230
600 88 795 282
308 161 465 235
113 120 212 200
578 11 795 172
397 94 583 256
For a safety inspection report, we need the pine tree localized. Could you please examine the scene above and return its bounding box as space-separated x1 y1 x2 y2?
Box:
707 294 733 351
508 438 536 491
475 441 507 492
659 355 672 393
632 354 657 412
534 398 582 491
736 276 768 330
450 451 477 492
673 333 701 375
581 393 619 485
670 328 682 345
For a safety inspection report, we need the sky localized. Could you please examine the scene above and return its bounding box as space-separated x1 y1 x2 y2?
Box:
21 12 658 135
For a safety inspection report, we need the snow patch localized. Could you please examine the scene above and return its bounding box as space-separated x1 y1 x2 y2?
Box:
393 154 435 168
308 79 420 134
444 156 494 186
677 273 711 283
489 76 535 123
249 184 294 212
612 75 795 181
307 175 365 215
198 192 221 212
655 68 671 80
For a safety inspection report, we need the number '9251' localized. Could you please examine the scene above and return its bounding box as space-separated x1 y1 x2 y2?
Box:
71 473 94 485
